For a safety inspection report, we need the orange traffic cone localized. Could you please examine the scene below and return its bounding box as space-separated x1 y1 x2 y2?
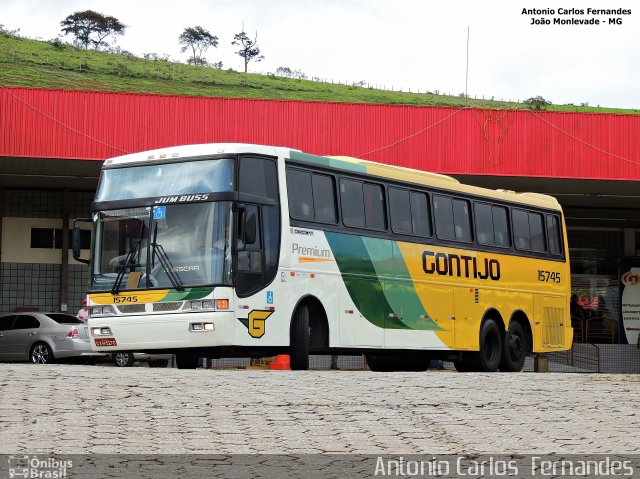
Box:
269 354 291 370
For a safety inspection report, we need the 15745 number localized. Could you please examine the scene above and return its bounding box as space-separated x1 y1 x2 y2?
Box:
538 270 561 283
113 296 138 304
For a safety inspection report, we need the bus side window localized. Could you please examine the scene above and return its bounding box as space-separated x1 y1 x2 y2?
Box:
287 169 313 220
529 212 546 252
546 214 562 255
239 157 279 200
513 209 531 250
340 179 365 228
434 195 455 240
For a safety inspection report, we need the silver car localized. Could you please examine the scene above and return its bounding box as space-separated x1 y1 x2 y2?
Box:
0 312 105 364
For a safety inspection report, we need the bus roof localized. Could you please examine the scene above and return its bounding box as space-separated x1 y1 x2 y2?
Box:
103 143 561 211
288 150 562 211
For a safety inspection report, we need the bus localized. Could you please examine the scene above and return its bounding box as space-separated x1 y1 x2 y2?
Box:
74 143 572 371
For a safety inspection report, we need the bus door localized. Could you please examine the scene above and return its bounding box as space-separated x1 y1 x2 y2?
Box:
415 283 456 349
453 287 478 350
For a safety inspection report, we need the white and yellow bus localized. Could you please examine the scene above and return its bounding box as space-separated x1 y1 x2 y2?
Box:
74 143 572 371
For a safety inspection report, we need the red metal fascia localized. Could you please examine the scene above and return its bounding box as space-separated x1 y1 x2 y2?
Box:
1 86 639 181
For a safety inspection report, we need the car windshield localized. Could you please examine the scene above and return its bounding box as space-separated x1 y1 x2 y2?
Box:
46 313 83 324
92 202 232 291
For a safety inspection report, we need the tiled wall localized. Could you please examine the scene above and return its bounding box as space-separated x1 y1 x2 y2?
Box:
4 189 94 219
0 263 89 314
1 189 93 314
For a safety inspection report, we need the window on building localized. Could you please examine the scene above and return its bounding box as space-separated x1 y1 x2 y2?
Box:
31 228 90 250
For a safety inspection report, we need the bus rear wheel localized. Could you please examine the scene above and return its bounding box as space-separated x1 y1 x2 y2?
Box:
453 354 476 372
290 305 310 370
476 319 502 372
499 321 526 372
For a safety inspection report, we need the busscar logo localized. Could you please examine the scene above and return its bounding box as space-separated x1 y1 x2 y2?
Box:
8 456 73 479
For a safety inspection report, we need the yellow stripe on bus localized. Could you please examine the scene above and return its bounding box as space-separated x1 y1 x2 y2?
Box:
297 256 334 263
89 290 171 305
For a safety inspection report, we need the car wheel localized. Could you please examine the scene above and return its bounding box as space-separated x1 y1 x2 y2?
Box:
113 352 135 367
148 359 169 368
499 321 527 372
30 343 54 364
290 305 310 370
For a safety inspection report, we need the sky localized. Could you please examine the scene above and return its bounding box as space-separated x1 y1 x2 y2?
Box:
2 0 639 109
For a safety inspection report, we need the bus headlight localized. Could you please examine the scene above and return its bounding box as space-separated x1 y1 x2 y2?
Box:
90 305 116 317
183 300 216 311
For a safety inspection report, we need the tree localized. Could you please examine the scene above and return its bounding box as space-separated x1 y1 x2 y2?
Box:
232 29 264 74
179 26 218 66
524 96 552 110
60 10 126 50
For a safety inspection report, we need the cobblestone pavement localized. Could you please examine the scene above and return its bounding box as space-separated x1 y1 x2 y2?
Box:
0 364 638 454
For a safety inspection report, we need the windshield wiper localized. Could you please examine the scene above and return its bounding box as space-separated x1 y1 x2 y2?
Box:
151 224 184 291
111 239 142 295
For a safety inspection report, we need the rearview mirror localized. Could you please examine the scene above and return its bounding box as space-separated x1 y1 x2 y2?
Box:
72 218 92 265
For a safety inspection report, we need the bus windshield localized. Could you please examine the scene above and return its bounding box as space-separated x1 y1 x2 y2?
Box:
96 158 234 202
92 202 232 291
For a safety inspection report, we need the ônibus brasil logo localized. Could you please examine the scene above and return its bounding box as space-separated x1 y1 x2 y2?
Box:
8 456 72 478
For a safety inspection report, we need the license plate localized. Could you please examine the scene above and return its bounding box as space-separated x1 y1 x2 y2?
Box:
95 338 117 347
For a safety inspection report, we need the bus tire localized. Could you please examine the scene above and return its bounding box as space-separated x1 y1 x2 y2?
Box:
499 321 526 372
366 354 393 372
290 305 310 370
453 354 476 372
175 351 199 369
476 319 502 372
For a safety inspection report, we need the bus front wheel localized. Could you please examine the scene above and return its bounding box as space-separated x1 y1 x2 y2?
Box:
175 351 199 369
290 305 310 370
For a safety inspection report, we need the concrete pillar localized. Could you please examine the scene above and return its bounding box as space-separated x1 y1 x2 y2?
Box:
60 189 70 312
534 355 549 373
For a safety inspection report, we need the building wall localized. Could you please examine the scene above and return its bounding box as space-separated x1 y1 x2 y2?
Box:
0 188 93 315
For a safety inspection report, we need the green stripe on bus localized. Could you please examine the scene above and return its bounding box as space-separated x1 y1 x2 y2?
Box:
288 150 367 174
325 232 409 330
163 287 213 302
362 237 443 331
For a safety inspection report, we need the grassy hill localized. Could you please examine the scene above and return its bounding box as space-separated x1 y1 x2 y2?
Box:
1 32 638 114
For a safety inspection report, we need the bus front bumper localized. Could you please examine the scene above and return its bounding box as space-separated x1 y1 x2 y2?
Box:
88 311 236 352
